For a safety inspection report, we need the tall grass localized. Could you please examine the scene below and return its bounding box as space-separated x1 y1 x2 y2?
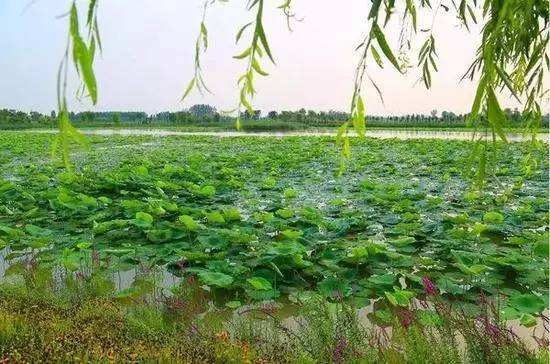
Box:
0 262 548 363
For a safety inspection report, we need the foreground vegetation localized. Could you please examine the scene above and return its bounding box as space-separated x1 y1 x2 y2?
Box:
0 268 548 363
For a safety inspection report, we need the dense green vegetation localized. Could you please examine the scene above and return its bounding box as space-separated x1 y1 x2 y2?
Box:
3 0 548 360
1 132 547 319
2 107 548 131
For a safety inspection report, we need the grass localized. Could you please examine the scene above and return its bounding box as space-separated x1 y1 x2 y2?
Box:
0 266 548 363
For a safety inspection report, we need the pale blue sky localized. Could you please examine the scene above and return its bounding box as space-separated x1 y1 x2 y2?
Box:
0 0 519 115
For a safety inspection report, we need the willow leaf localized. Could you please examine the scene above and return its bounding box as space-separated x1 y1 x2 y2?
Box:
236 22 253 44
181 77 196 101
486 88 508 143
233 47 251 59
372 24 401 72
252 58 269 76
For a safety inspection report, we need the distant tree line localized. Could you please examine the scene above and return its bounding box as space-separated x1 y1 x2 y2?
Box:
1 105 547 130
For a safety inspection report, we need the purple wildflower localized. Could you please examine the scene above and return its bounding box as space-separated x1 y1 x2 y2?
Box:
476 316 502 344
91 250 100 267
332 337 348 364
400 309 414 329
187 323 200 337
421 276 438 296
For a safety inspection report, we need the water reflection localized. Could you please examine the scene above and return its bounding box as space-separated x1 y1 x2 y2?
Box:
18 128 550 142
0 247 180 293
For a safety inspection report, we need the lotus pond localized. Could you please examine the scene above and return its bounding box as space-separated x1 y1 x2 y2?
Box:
0 131 548 322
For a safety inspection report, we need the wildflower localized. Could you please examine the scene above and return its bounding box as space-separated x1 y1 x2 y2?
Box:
421 276 438 296
485 322 501 339
91 249 100 267
332 337 348 364
400 309 414 329
167 297 187 311
476 316 502 344
188 323 199 336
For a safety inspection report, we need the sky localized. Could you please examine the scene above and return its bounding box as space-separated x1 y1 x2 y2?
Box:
0 0 521 116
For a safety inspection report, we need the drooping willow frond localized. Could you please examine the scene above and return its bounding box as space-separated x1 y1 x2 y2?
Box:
181 0 217 101
56 0 548 184
54 0 98 168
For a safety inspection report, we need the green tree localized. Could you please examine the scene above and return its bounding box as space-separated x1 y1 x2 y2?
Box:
112 112 120 125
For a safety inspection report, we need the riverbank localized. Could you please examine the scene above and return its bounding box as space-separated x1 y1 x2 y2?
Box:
0 274 548 363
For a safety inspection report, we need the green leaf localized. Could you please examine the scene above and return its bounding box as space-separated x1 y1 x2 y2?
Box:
317 277 352 298
247 276 272 290
280 229 302 240
236 22 253 43
368 0 382 19
534 241 549 257
500 306 520 320
76 241 92 250
255 17 275 64
417 311 443 326
367 274 396 288
240 88 253 113
222 207 242 221
225 300 242 309
483 211 504 224
353 95 366 137
252 58 269 76
508 294 545 314
134 211 153 228
371 23 401 73
235 117 242 131
467 75 487 125
70 4 98 104
86 0 97 25
25 224 53 237
181 77 196 101
371 46 384 68
385 287 415 306
206 211 226 224
494 64 520 102
178 215 200 231
233 47 252 59
198 271 234 288
486 88 509 142
200 22 208 49
519 313 537 327
267 241 306 256
389 236 415 247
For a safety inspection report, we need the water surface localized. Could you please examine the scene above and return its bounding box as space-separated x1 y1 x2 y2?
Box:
18 128 550 142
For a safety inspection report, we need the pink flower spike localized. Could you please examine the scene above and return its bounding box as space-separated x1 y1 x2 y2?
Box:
422 276 438 296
